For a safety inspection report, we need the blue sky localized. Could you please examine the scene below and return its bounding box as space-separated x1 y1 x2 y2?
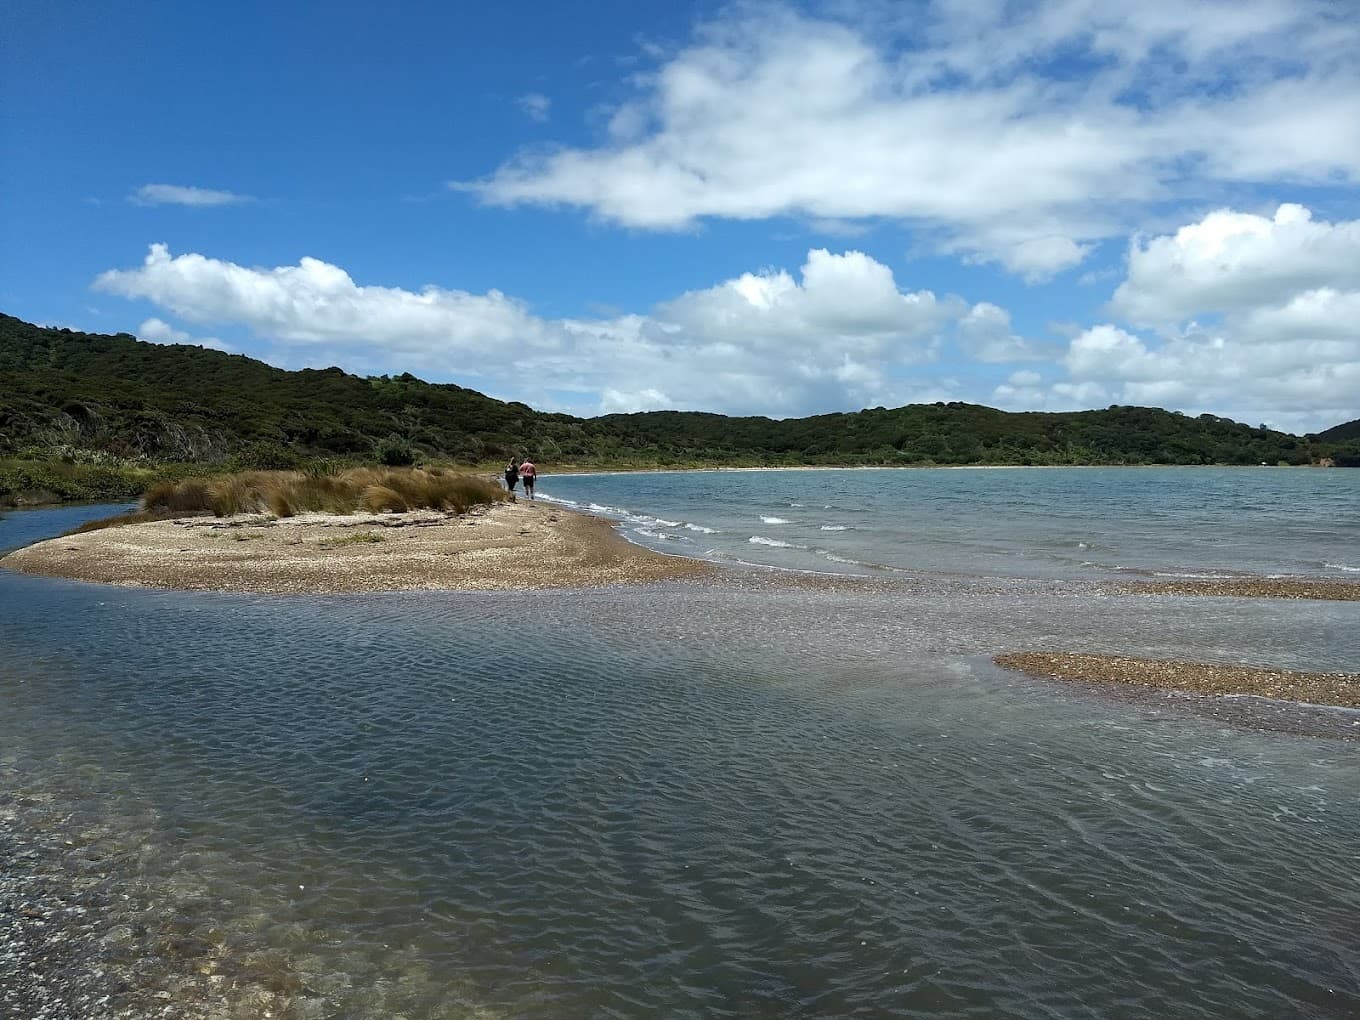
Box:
3 0 1358 432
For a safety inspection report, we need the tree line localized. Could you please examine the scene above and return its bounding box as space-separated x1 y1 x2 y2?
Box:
3 313 1357 478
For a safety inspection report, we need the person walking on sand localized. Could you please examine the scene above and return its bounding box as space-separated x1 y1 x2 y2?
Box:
518 457 537 500
504 458 519 493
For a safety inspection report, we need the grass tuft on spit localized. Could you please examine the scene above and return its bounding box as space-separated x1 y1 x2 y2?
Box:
140 467 508 519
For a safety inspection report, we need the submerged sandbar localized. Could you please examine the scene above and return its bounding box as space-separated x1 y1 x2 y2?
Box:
996 650 1360 710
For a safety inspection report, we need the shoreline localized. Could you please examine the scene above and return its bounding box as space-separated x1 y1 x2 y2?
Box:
996 650 1360 709
0 501 713 594
995 651 1360 740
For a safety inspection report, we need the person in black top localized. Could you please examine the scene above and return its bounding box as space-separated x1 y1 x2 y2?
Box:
504 458 519 492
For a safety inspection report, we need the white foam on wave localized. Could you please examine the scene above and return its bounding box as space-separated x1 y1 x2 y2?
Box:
587 502 629 515
1325 562 1360 572
760 516 792 525
683 522 717 534
819 525 849 531
820 552 862 564
1151 570 1236 580
634 527 687 542
817 549 896 571
749 535 806 549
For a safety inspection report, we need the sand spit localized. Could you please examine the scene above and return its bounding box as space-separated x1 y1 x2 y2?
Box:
1117 578 1360 601
996 651 1360 710
0 501 713 594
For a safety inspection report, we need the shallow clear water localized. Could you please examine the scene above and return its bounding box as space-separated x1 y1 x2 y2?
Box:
1 494 1358 1017
537 467 1360 581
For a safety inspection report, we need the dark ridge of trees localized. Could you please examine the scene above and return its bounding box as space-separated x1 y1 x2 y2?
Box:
3 312 1356 478
1313 418 1360 443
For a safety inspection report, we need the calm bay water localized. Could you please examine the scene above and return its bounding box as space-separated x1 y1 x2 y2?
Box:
1 471 1358 1017
537 466 1360 581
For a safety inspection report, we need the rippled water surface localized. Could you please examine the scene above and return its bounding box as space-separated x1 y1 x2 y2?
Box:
1 501 1358 1017
538 467 1360 580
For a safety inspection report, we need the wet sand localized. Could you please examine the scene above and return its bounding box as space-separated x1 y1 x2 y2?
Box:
995 652 1360 742
1117 577 1360 601
0 501 713 594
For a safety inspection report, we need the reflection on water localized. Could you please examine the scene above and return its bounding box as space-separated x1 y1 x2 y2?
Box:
1 506 1358 1017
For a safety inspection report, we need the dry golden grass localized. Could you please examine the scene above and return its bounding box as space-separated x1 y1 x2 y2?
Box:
361 484 408 514
138 467 507 519
67 509 172 534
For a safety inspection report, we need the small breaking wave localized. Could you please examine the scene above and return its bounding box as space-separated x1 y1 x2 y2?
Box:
683 523 717 534
760 516 792 525
819 525 849 532
634 515 681 528
1325 562 1360 573
633 528 688 542
749 535 806 549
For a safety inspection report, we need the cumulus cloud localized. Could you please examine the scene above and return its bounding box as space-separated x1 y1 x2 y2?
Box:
129 184 254 207
137 316 232 352
956 303 1046 363
459 2 1360 277
974 202 1360 430
96 245 970 417
1111 204 1360 324
1017 204 1360 431
516 92 551 122
99 244 559 361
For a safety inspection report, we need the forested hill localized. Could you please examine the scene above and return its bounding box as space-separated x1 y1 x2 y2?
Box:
2 313 1355 468
1313 418 1360 443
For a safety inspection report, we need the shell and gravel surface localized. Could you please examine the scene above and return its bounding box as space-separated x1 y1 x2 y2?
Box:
994 651 1360 741
0 500 714 594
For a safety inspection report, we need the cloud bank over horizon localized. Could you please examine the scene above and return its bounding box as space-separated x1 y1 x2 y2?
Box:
96 199 1360 432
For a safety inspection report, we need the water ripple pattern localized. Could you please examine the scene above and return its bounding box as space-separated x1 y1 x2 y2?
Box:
0 503 1357 1017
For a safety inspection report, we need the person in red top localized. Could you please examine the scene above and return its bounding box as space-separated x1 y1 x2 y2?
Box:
518 457 537 499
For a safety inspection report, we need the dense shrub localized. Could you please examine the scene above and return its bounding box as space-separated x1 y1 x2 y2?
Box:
227 441 305 472
374 435 416 467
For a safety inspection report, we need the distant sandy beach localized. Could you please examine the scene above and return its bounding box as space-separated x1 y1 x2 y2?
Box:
0 501 713 594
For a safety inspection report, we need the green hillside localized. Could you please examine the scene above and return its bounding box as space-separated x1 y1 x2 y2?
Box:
1313 418 1360 443
2 312 1355 503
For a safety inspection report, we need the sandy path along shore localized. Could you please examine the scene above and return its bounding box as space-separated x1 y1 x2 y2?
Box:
0 500 713 594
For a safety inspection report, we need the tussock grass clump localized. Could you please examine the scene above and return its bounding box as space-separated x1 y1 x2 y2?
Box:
361 484 408 514
134 467 508 520
65 509 170 535
145 479 213 513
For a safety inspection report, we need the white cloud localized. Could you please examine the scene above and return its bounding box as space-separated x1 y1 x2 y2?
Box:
599 387 671 414
956 302 1045 363
1111 204 1360 324
516 92 551 122
96 245 969 417
459 2 1360 277
137 316 232 352
129 184 254 207
988 202 1360 430
100 244 559 360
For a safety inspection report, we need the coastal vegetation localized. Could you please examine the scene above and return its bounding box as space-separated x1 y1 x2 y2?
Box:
3 312 1357 504
140 467 507 519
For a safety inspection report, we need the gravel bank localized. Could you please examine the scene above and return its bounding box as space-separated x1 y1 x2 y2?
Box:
995 651 1360 741
0 501 712 594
